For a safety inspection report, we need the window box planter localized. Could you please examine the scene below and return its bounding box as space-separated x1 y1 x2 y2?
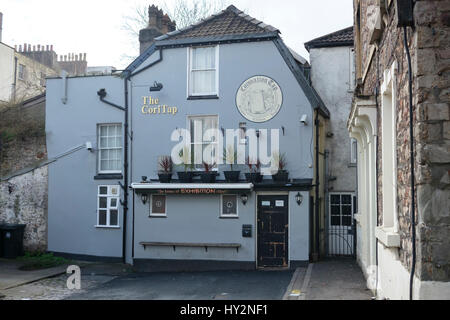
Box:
245 172 263 183
272 170 289 182
158 173 172 183
200 172 218 183
224 171 240 183
177 172 193 183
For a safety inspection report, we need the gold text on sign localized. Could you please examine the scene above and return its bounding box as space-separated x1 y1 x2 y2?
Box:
141 96 178 115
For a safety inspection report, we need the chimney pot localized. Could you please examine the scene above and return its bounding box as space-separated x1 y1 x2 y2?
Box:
50 45 53 52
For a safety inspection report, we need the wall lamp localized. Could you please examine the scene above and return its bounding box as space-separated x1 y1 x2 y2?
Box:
240 194 248 205
141 193 149 205
295 192 303 206
150 81 163 91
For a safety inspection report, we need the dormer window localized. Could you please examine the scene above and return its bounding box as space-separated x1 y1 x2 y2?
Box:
188 46 219 98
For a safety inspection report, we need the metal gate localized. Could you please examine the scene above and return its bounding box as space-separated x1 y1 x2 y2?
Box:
327 193 356 257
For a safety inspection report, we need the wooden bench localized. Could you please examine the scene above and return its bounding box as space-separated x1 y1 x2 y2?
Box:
139 242 241 252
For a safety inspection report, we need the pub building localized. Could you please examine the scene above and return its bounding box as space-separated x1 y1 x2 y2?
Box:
45 5 329 270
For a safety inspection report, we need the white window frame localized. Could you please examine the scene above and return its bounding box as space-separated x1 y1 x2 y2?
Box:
18 64 26 80
96 185 120 228
350 138 358 164
220 194 239 218
329 192 355 227
380 61 398 232
187 115 219 170
187 45 219 97
98 123 122 174
149 194 167 217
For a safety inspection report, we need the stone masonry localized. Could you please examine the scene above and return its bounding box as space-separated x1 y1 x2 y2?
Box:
0 96 48 252
354 0 450 283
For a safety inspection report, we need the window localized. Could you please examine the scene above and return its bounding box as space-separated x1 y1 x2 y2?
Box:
330 193 354 226
350 138 357 164
221 195 238 217
189 115 218 168
18 64 26 80
97 185 120 227
150 195 166 217
188 46 219 96
98 124 122 174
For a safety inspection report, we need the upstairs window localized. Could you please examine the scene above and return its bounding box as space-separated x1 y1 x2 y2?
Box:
188 46 219 97
98 124 122 174
18 64 26 80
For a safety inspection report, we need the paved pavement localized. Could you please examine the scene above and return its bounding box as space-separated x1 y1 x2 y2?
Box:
302 258 373 300
0 258 372 300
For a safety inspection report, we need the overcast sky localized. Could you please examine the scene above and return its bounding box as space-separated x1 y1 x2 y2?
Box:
1 0 353 69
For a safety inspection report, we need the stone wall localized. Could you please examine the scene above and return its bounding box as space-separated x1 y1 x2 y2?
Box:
0 96 48 252
0 165 48 252
354 0 450 282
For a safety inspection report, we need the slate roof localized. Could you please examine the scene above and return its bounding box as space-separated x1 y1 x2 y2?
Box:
155 5 279 41
304 26 354 51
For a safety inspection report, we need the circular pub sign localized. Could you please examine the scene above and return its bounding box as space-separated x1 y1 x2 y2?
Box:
236 76 283 123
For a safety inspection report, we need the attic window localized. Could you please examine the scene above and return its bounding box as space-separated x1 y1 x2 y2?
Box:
188 46 219 97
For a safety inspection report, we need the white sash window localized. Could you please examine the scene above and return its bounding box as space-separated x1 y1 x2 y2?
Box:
188 46 219 96
98 124 122 174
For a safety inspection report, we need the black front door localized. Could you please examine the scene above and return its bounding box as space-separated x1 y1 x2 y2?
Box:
257 195 289 268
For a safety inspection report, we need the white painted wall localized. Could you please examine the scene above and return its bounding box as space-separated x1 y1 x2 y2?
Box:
0 42 15 102
309 46 356 193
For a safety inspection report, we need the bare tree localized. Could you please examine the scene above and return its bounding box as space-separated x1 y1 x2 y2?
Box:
121 0 230 63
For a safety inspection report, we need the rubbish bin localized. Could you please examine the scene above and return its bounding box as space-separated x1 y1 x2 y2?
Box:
0 224 26 258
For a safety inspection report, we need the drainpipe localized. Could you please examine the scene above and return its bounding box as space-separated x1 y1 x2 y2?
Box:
314 110 320 261
12 56 18 101
403 25 416 301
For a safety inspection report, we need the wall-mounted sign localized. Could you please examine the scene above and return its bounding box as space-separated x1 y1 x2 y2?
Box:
236 76 283 123
141 96 178 115
137 188 250 195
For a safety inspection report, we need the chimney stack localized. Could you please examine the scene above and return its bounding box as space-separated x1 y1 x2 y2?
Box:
0 12 3 43
139 5 176 54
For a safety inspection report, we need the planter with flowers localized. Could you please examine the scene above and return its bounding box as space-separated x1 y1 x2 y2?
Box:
223 145 240 183
200 161 218 183
177 146 194 183
157 155 173 183
271 152 289 182
245 157 262 183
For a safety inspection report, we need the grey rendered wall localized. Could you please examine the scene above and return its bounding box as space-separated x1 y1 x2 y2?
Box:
309 46 356 193
129 40 314 262
134 193 256 262
289 191 309 262
46 75 124 258
130 41 314 181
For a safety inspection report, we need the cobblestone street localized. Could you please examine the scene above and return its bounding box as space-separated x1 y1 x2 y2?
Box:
1 273 116 300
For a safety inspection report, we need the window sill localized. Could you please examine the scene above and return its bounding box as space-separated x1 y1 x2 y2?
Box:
375 226 400 248
95 225 121 229
94 174 123 180
187 95 219 100
348 163 357 168
149 215 167 218
219 215 239 219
